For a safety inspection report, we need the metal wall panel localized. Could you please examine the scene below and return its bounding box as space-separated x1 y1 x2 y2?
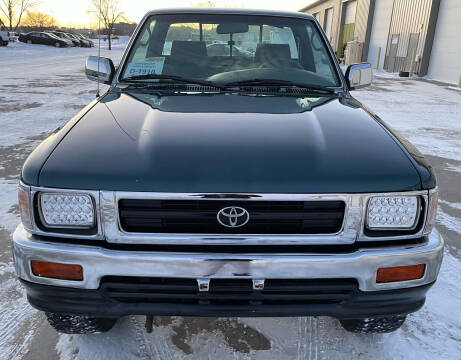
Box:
324 7 334 42
354 0 376 61
344 0 358 24
427 0 461 84
367 0 394 70
384 0 439 74
300 0 342 51
355 0 370 43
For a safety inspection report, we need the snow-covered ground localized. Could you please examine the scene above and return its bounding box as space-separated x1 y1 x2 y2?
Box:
0 43 460 360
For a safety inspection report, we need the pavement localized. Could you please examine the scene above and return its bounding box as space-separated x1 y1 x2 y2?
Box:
0 42 460 360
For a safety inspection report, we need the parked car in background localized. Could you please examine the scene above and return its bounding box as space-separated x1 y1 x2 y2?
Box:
46 32 73 47
0 30 9 46
1 30 19 42
75 33 94 47
19 32 70 47
8 31 19 41
0 28 17 45
65 32 86 47
50 31 79 47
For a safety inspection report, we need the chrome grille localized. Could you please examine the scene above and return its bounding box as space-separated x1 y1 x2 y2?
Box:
118 199 346 234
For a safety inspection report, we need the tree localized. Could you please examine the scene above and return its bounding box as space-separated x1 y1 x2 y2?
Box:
90 0 126 50
194 1 216 7
194 1 244 7
22 10 56 30
0 0 37 31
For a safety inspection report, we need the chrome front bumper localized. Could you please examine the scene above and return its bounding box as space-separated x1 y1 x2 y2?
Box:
13 225 444 292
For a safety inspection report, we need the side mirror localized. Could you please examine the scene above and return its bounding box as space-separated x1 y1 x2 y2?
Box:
85 56 115 84
345 62 372 90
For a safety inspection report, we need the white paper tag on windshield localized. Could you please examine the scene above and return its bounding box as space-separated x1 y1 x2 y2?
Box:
125 58 165 77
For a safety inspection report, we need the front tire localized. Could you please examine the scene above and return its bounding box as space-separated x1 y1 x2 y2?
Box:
55 42 61 47
45 313 117 334
27 40 32 44
340 315 406 334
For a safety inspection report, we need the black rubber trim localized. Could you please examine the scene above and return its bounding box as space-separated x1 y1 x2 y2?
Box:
21 279 433 319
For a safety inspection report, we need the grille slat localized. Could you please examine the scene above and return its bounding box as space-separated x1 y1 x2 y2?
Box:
118 200 345 234
100 277 356 305
120 210 344 220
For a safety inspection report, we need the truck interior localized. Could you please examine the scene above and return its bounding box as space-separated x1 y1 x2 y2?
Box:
122 14 340 87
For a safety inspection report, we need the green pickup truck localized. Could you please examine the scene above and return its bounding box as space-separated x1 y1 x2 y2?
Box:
13 8 443 335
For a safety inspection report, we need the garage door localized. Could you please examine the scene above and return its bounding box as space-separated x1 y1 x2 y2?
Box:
367 0 394 70
427 0 461 85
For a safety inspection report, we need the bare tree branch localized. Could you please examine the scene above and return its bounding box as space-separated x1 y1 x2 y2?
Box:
90 0 126 50
194 1 216 7
0 0 37 31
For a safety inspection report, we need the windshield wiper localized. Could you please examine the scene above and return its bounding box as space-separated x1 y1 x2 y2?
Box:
224 79 336 94
122 74 227 90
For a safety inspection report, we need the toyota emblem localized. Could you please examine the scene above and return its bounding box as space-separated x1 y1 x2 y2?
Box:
217 206 250 228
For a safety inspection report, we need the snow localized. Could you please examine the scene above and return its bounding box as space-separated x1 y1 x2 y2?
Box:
354 76 461 162
0 44 460 360
437 208 461 235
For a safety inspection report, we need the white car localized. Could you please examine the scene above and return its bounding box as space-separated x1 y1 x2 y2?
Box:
0 30 9 46
8 31 19 42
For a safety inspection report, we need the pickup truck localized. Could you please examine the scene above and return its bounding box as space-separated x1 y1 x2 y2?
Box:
0 29 11 46
13 8 443 335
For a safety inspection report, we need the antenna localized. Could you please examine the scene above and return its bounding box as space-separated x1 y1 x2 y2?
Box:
96 0 101 98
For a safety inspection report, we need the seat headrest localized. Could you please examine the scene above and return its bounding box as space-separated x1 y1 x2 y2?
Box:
170 41 207 58
255 43 291 63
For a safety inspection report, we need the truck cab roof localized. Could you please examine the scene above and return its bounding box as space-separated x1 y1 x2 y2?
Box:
143 7 315 20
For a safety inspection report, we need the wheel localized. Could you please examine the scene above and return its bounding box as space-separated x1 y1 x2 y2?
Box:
27 40 32 44
55 42 61 47
339 315 406 334
45 312 117 334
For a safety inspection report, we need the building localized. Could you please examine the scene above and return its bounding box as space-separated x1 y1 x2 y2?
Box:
112 22 137 36
299 0 461 85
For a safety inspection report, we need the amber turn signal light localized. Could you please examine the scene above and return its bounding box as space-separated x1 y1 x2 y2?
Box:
377 264 425 283
31 260 83 281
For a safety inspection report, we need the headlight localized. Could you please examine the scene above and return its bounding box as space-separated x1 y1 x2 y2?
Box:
366 196 419 230
39 193 95 228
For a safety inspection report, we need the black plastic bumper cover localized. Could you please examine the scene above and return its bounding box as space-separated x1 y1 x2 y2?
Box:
21 279 433 319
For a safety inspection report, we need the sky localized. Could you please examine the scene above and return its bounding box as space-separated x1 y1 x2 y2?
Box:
37 0 315 27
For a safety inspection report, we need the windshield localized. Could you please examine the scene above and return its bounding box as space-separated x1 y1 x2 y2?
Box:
120 14 340 88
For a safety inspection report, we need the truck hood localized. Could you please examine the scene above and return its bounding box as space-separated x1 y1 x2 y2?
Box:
37 91 422 193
